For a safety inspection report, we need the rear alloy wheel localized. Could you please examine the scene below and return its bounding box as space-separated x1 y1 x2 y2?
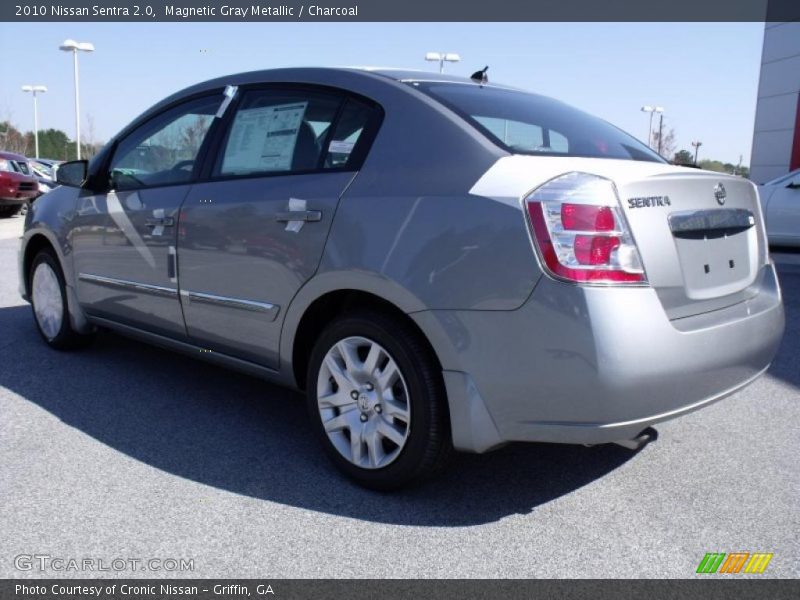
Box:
30 250 94 350
318 336 411 469
306 310 452 490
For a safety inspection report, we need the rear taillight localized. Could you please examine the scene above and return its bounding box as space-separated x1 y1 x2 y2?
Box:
524 172 646 284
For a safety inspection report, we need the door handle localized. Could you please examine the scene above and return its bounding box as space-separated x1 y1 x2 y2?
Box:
274 210 322 223
145 217 175 228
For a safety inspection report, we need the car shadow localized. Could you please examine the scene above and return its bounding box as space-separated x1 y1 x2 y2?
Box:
1 303 640 527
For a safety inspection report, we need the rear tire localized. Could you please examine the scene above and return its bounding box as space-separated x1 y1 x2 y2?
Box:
29 249 94 350
306 309 452 490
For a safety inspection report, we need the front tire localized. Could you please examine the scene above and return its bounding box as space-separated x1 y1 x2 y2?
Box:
306 309 452 490
29 250 94 350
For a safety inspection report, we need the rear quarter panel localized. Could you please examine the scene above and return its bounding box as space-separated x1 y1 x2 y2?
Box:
314 79 542 311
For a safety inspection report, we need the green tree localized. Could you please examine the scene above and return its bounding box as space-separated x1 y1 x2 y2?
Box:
4 124 101 161
673 149 694 165
31 128 73 160
698 159 726 172
698 159 749 179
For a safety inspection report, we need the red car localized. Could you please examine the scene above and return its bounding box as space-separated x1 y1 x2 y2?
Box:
0 151 39 217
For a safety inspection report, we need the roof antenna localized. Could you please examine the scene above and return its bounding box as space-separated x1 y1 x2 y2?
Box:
471 66 489 86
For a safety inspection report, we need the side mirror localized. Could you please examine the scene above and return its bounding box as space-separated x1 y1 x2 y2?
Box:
55 160 88 188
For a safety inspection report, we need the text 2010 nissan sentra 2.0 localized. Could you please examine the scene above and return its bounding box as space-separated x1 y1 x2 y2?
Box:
19 68 784 489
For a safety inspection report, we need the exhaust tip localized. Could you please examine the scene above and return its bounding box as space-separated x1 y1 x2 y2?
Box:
613 427 659 451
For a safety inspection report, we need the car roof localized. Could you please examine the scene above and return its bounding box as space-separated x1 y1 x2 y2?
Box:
347 68 474 83
352 67 522 90
165 67 516 104
0 150 28 160
110 67 522 148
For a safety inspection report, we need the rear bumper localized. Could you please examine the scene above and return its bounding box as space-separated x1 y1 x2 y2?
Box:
413 263 785 452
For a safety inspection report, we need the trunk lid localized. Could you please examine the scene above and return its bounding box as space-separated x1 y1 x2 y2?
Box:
470 156 769 319
615 168 767 319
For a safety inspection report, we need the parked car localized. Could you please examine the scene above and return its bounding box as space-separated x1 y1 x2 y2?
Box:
41 159 63 181
30 159 54 179
0 151 39 217
758 168 800 247
19 68 785 489
34 159 64 194
28 160 57 196
32 158 61 170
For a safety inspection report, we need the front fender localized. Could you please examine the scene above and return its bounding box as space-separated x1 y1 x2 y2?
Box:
20 186 91 333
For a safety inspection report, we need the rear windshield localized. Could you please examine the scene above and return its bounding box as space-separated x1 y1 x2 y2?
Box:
411 82 665 163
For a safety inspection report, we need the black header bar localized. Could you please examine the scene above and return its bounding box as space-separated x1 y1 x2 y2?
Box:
3 0 800 22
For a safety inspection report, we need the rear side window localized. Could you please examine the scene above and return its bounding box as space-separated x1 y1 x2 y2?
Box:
412 82 664 163
216 89 343 177
215 90 381 177
324 98 378 169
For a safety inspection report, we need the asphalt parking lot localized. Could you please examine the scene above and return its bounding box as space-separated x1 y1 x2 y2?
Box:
0 214 798 579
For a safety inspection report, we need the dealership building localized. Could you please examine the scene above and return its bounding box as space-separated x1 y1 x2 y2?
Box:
750 21 800 183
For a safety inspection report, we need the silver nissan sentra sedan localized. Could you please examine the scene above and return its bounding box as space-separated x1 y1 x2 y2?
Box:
19 67 785 489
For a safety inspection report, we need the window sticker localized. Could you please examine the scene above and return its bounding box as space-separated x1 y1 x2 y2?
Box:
328 140 355 155
222 101 308 174
215 85 238 118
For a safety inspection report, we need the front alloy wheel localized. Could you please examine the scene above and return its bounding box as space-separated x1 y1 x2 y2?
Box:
29 249 94 350
32 259 64 340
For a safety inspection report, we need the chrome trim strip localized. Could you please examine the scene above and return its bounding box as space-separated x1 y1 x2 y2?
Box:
180 289 279 320
669 208 755 234
78 273 178 298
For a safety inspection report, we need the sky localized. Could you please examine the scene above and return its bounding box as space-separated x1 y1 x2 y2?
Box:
0 22 764 164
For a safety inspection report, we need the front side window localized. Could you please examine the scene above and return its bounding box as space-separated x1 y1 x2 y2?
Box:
109 95 219 191
412 82 664 163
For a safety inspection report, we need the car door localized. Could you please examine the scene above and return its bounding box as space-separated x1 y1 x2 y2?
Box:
72 94 222 338
765 171 800 245
178 88 381 368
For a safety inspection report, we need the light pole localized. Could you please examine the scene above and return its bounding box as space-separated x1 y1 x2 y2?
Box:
425 52 461 74
21 85 47 159
691 140 702 165
59 39 94 160
640 105 664 149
